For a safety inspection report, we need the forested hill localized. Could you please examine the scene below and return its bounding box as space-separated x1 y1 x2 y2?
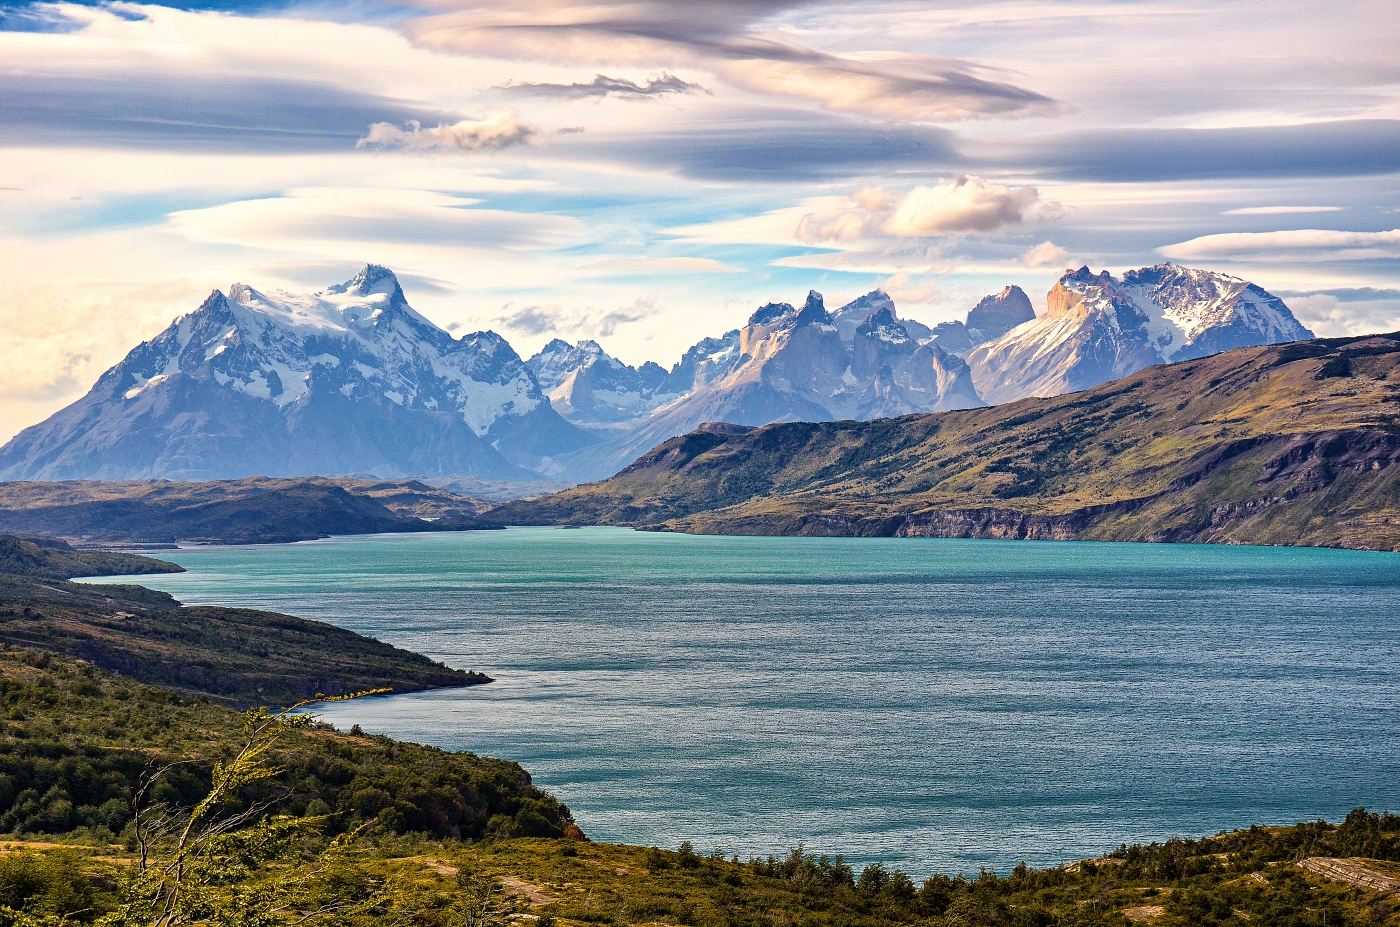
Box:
0 534 486 706
475 332 1400 551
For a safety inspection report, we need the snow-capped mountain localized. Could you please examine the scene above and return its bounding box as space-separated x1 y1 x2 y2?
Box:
0 266 594 481
525 339 677 427
967 265 1313 405
1 262 1315 486
552 290 983 480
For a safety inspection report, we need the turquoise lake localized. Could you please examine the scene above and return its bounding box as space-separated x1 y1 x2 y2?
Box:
90 528 1400 875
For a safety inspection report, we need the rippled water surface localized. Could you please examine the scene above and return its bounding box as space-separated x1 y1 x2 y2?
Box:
94 529 1400 874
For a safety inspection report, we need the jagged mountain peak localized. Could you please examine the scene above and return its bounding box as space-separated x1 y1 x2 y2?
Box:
967 263 1312 405
746 290 833 329
856 306 910 344
0 266 595 482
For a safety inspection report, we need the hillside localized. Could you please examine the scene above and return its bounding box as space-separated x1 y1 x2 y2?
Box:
0 476 471 545
478 332 1400 551
0 647 571 846
2 649 1398 926
0 534 486 706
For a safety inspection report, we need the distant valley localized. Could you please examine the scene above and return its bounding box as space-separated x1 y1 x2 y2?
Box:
0 262 1312 485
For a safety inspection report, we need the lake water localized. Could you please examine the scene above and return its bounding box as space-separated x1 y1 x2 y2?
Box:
90 529 1400 875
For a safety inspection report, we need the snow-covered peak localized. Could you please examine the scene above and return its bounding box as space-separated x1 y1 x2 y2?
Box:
856 307 911 345
117 266 544 435
325 263 403 300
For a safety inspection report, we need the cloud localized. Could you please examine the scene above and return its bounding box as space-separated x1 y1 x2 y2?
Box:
167 187 584 253
1223 206 1342 216
1159 228 1400 263
884 176 1041 236
0 73 460 153
1281 292 1400 338
713 47 1057 122
1021 241 1068 267
357 110 536 152
500 72 707 99
581 116 959 180
796 211 866 244
1277 287 1400 303
596 297 658 336
993 120 1400 182
493 296 659 339
878 271 943 306
404 1 1055 122
493 304 560 336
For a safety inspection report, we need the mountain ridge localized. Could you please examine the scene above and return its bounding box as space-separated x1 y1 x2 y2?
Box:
474 332 1400 551
2 262 1314 485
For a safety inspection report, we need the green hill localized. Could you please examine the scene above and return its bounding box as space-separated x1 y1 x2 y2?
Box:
477 333 1400 551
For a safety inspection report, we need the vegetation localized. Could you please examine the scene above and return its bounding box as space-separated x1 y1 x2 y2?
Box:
0 645 1393 925
0 478 480 546
0 647 573 847
0 534 487 707
477 333 1400 551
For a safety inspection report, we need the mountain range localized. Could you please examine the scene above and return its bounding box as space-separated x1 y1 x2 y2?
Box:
475 332 1400 552
0 263 1313 485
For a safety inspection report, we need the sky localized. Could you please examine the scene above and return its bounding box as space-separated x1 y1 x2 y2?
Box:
2 0 1399 442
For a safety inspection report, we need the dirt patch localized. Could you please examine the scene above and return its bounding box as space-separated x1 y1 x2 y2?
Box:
500 875 556 905
1123 905 1164 921
1298 858 1400 894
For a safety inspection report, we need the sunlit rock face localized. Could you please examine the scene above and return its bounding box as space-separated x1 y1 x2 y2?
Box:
967 264 1313 405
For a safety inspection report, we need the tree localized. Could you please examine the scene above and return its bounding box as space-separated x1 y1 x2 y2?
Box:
100 705 380 927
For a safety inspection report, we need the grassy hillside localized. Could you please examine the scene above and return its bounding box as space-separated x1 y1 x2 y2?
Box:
0 534 485 707
0 477 461 545
1 648 1397 926
478 333 1400 551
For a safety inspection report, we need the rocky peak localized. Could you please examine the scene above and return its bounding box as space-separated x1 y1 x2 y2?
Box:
856 307 911 344
748 301 796 326
966 285 1035 343
793 290 831 328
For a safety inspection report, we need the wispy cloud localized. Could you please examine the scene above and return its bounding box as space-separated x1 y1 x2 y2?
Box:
1223 206 1342 216
499 72 707 99
405 1 1056 121
1160 228 1400 263
357 110 536 152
